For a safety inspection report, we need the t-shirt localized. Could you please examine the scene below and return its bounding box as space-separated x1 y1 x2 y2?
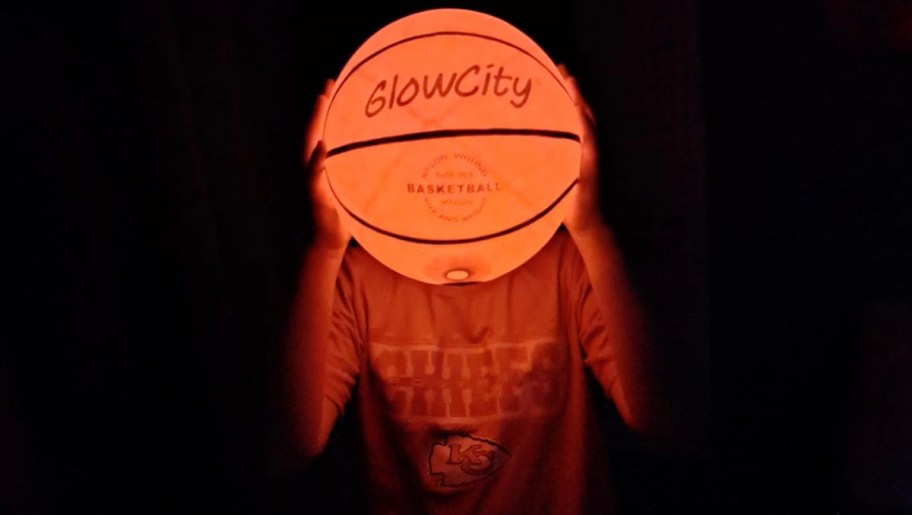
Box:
325 228 620 515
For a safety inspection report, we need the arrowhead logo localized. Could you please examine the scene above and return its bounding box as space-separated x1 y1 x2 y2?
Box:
429 434 511 487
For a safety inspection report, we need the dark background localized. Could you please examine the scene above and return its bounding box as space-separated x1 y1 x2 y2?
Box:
3 0 910 513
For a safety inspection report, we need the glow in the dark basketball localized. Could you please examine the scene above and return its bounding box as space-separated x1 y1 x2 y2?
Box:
322 8 581 284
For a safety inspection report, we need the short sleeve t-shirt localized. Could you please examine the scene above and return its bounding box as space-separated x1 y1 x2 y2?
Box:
325 228 620 515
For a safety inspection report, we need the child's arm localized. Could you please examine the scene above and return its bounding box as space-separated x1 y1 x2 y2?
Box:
285 80 351 460
560 66 662 437
286 241 346 460
570 224 660 436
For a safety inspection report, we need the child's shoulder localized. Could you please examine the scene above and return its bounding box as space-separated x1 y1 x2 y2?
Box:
526 226 581 268
338 240 385 277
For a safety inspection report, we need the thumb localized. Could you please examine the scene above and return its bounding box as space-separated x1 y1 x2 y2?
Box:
303 79 334 165
307 141 327 187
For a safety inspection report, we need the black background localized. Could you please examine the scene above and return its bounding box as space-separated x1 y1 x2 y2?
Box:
3 0 910 513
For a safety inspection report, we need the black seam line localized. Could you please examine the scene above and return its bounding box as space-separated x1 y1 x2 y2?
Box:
327 178 579 245
326 128 580 157
325 30 574 124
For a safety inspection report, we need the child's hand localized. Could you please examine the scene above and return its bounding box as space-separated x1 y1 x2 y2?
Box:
557 65 605 235
303 79 351 252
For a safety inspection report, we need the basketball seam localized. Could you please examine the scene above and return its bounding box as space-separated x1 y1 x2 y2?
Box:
326 128 580 157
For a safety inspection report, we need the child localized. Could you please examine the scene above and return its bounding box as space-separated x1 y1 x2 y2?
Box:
284 66 660 515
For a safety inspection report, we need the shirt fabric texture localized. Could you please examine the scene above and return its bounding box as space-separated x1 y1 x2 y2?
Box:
325 228 620 515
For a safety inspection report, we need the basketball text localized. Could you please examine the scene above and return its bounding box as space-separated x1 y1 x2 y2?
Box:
365 64 532 118
406 182 501 194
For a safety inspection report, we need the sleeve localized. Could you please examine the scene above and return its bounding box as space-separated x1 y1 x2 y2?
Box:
323 252 363 414
563 233 621 402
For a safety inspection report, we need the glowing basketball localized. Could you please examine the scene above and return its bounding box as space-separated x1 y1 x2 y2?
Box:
323 8 581 284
